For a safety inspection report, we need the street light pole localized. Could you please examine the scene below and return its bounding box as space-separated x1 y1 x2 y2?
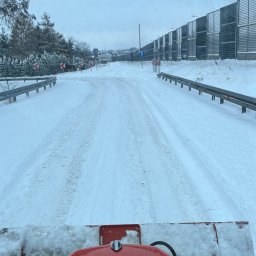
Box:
139 24 141 50
138 24 143 68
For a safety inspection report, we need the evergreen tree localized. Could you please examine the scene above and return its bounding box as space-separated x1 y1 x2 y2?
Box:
0 28 9 57
38 12 55 53
9 13 35 58
0 0 30 26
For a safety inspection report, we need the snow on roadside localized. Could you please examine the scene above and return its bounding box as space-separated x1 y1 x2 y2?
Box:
0 76 92 182
160 59 256 97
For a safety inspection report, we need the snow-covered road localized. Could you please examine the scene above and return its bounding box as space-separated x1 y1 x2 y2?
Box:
0 62 256 251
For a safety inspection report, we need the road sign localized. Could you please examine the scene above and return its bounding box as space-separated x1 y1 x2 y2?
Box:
60 63 66 70
33 63 40 70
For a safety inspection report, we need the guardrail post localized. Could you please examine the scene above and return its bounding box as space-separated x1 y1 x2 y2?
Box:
242 106 246 113
220 98 224 104
181 83 183 88
175 80 177 85
50 83 52 88
44 86 46 90
212 95 215 100
36 88 39 93
13 96 16 102
199 90 202 95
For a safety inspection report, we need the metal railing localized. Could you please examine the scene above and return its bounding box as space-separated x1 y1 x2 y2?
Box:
0 76 57 103
0 76 53 83
158 72 256 113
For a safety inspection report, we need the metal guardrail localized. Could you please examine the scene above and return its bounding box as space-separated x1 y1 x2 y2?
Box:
0 76 52 83
158 72 256 113
0 76 57 103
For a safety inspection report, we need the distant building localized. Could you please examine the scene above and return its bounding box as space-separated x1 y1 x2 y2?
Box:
98 53 112 63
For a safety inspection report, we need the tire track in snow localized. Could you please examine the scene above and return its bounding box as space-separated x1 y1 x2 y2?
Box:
119 80 158 222
139 85 243 220
54 86 107 223
125 82 209 222
68 80 124 224
68 78 158 224
0 83 107 226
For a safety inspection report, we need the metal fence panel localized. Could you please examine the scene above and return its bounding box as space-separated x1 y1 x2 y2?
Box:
182 25 188 59
177 28 182 60
220 3 237 59
159 37 163 60
238 0 256 59
207 10 220 59
196 16 207 60
172 30 177 61
165 33 169 60
249 0 256 22
238 26 248 52
248 24 256 51
239 0 249 25
162 35 165 60
168 32 173 60
154 40 158 58
188 21 196 60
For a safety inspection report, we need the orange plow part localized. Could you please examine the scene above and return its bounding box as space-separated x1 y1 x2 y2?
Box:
0 222 254 255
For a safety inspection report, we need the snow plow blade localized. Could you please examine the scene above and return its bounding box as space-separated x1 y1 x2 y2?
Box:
0 222 254 256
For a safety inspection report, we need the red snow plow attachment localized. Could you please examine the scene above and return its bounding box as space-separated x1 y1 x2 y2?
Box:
0 222 254 255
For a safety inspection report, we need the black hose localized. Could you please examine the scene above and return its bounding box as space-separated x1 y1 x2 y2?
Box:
150 241 177 256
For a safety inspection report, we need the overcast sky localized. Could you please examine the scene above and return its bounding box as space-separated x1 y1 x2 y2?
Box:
29 0 235 50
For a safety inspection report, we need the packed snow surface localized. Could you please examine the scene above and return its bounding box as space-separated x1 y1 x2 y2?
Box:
0 61 255 254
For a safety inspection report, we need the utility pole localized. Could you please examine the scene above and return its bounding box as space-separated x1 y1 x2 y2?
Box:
139 24 143 68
